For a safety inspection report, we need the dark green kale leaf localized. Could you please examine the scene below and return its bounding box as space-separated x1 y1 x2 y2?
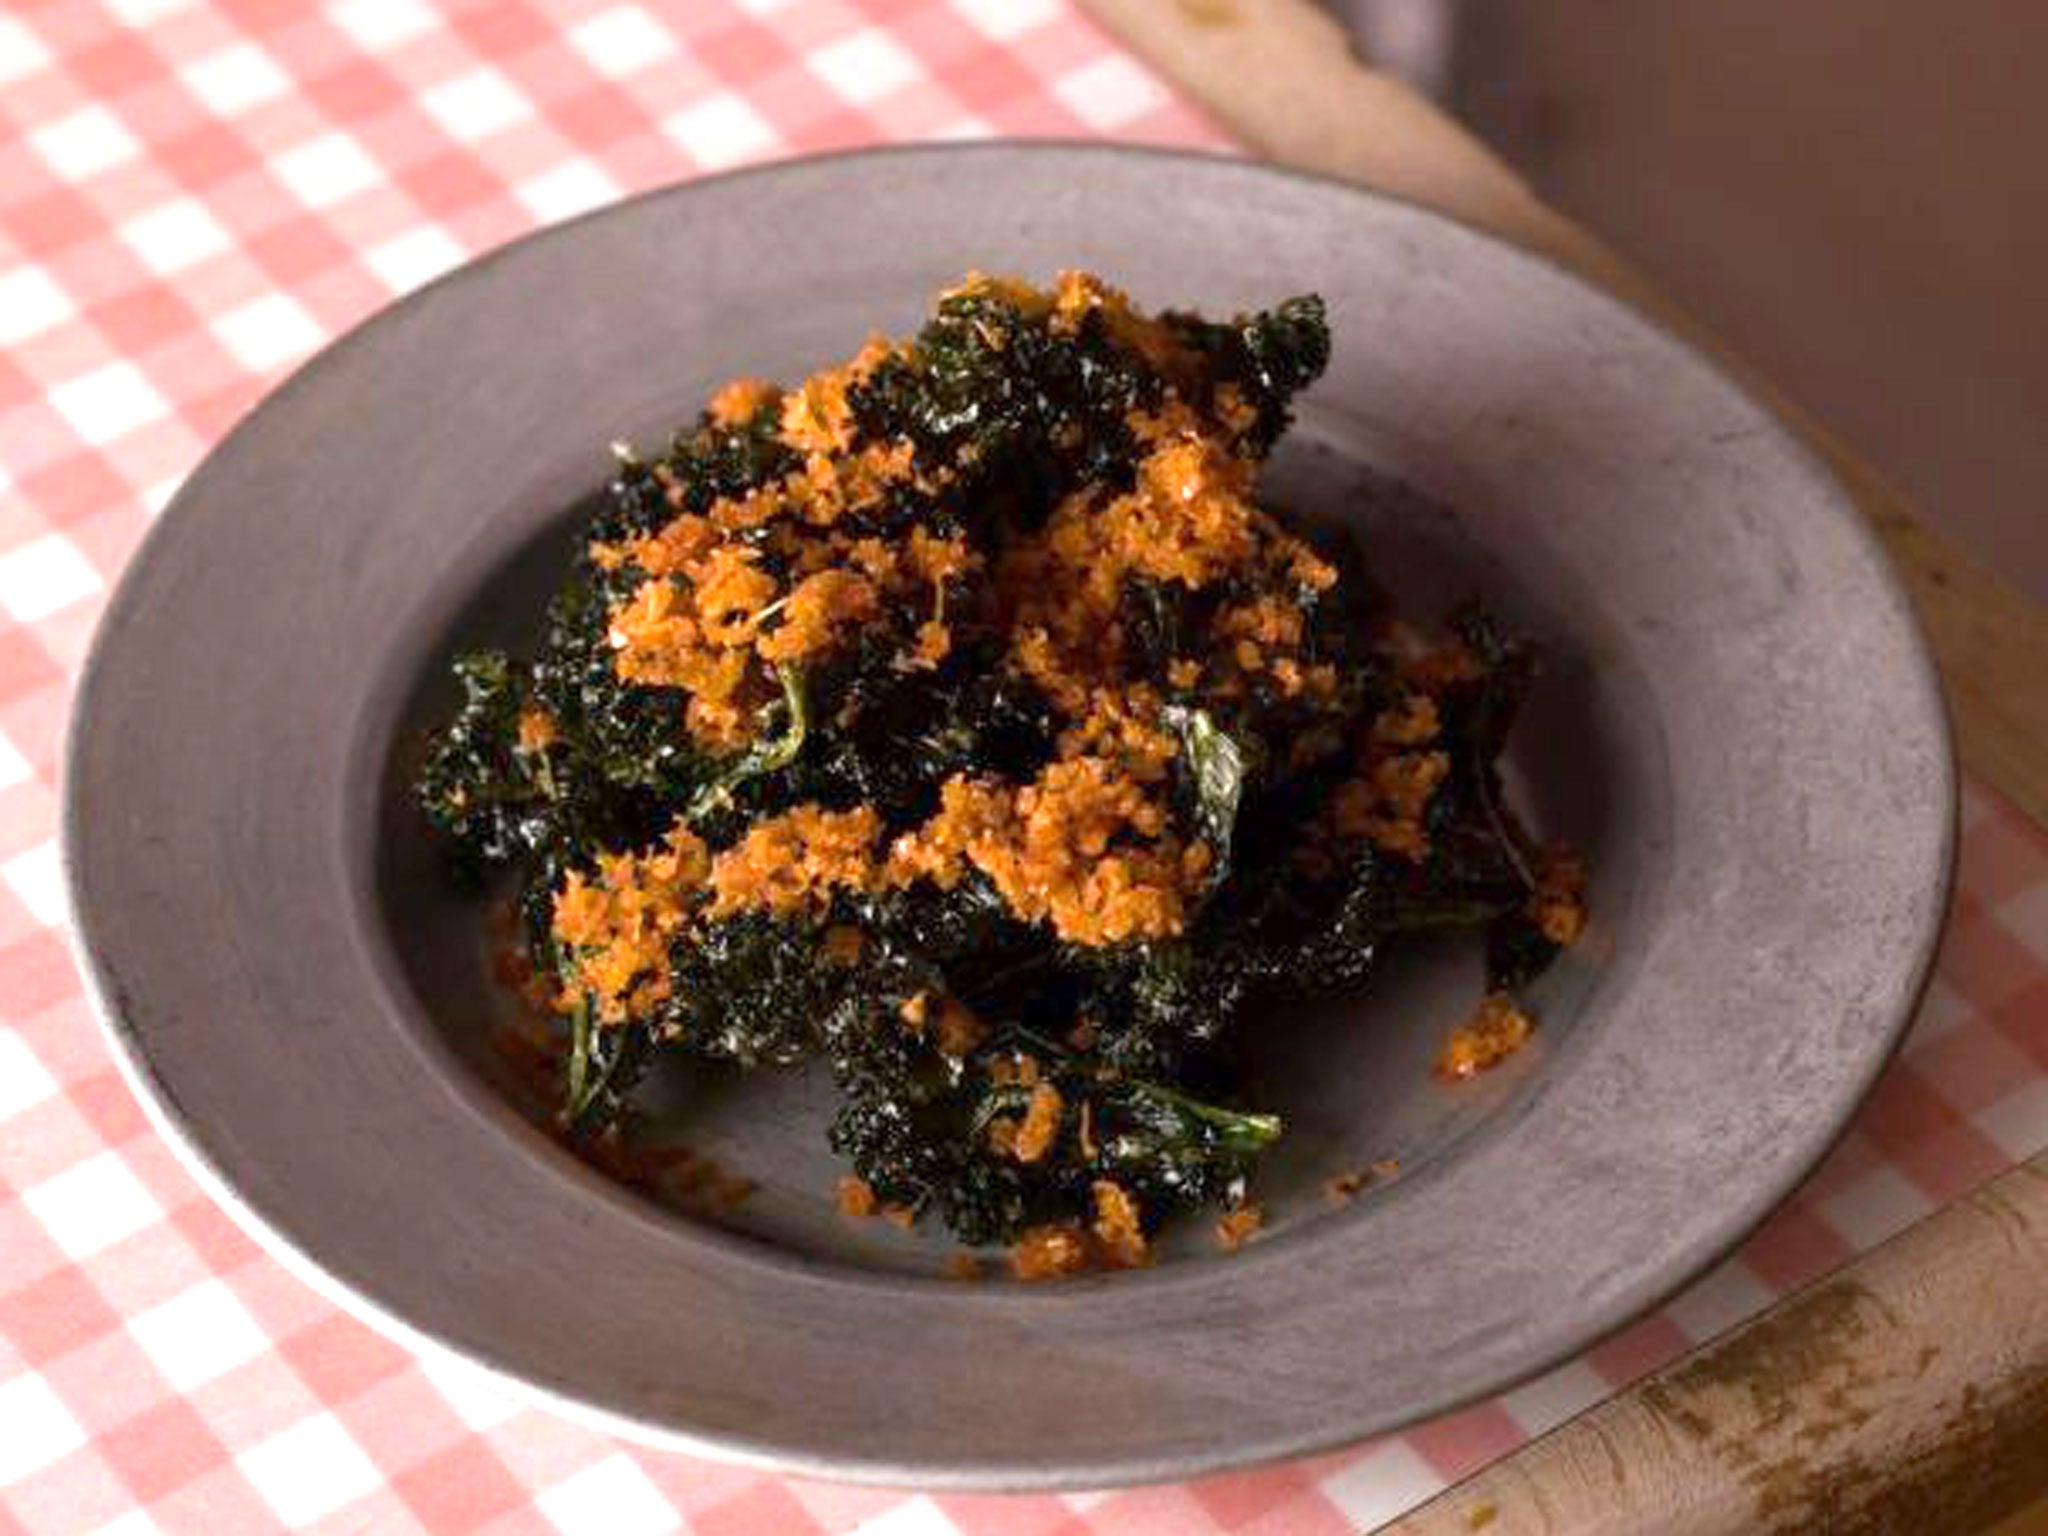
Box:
656 909 846 1068
1090 1078 1280 1212
418 651 554 876
827 1007 1283 1246
1165 294 1331 449
788 637 1056 830
590 422 796 544
530 575 703 800
849 287 1159 516
1162 703 1253 890
564 992 658 1138
682 663 808 825
1076 938 1249 1080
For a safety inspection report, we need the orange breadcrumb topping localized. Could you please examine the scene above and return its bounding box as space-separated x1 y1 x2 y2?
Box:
516 705 558 752
1009 1222 1092 1281
1436 995 1535 1081
1371 693 1440 747
987 1051 1042 1087
1329 749 1452 861
1050 269 1190 374
1215 1203 1264 1251
1091 1180 1150 1269
706 805 882 919
706 376 780 427
1405 635 1483 691
1324 1169 1371 1205
779 334 892 454
1009 1081 1065 1164
1530 843 1588 947
932 997 987 1058
835 1175 878 1217
1324 1160 1399 1205
885 762 1191 945
552 827 711 1021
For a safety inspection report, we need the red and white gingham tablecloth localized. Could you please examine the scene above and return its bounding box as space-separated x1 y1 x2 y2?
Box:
3 4 2046 1531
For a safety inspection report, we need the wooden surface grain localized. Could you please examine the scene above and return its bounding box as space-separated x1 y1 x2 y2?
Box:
1077 0 2048 1529
1386 1158 2048 1535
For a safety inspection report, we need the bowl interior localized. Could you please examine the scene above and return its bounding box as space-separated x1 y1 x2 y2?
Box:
371 406 1664 1276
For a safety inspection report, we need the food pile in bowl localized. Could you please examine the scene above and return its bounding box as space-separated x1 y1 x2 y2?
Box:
417 271 1584 1275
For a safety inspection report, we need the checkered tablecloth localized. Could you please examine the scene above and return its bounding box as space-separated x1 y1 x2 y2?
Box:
3 3 2045 1532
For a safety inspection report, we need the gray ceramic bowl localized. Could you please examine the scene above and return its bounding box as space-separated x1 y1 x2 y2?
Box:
65 145 1953 1489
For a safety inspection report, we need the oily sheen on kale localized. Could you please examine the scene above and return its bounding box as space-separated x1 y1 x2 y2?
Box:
416 273 1582 1271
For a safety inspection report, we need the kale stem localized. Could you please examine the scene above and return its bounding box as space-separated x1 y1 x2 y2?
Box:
564 989 596 1120
682 664 808 823
1001 1021 1073 1063
1128 1080 1283 1150
1473 758 1536 893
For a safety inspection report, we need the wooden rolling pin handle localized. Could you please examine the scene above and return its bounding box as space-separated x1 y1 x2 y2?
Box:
1389 1159 2048 1534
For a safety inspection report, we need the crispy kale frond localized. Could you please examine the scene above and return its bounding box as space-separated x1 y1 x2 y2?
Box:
414 273 1579 1255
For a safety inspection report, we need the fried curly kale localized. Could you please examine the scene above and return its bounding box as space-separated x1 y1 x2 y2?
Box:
418 272 1577 1265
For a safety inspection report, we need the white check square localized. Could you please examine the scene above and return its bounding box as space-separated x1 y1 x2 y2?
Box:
238 1413 383 1527
273 132 383 209
21 1150 161 1260
0 728 35 791
50 360 170 446
129 1279 270 1392
422 66 531 143
1978 1078 2048 1160
0 16 54 88
326 0 437 52
538 1455 679 1536
1053 55 1167 130
2 839 68 929
1317 1440 1446 1529
121 197 235 276
809 29 921 106
951 0 1061 41
365 226 468 293
213 292 325 374
89 1512 168 1536
180 42 291 115
664 93 777 171
0 533 102 623
1664 1258 1774 1345
141 476 186 519
517 162 622 224
848 1496 961 1536
570 6 677 77
1497 1358 1615 1438
105 0 193 25
1821 1165 1934 1250
31 104 141 181
0 1029 60 1123
0 266 76 347
0 1373 86 1486
419 1349 521 1431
